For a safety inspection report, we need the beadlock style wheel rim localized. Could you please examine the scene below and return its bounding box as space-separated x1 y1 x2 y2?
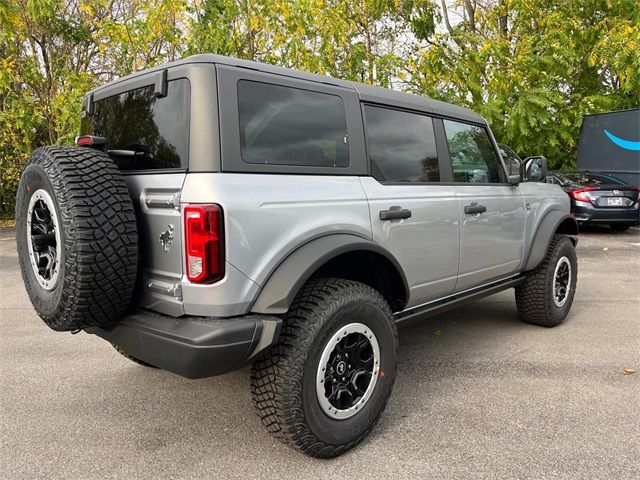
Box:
553 256 571 308
26 189 61 291
316 322 380 420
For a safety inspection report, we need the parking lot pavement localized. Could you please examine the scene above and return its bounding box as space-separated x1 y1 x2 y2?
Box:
1 226 638 480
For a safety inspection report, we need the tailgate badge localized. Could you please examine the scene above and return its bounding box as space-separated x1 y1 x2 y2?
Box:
613 190 620 195
159 225 175 253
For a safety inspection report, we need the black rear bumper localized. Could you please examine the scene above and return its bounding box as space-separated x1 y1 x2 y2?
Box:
573 203 639 225
86 311 281 379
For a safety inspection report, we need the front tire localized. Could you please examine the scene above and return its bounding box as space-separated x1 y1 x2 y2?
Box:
515 235 577 327
250 278 397 458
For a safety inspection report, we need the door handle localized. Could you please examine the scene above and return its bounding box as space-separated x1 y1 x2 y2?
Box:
464 202 487 214
380 206 412 220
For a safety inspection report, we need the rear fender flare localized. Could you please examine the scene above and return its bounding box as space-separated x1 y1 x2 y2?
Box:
250 234 408 314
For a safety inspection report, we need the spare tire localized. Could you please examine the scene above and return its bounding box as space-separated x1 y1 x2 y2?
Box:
15 146 138 331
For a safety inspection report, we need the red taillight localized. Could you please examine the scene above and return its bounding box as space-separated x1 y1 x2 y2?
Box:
568 187 597 202
636 188 640 203
184 204 224 284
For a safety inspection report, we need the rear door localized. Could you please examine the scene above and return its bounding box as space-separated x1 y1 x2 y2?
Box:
80 72 191 316
441 119 526 292
359 105 459 307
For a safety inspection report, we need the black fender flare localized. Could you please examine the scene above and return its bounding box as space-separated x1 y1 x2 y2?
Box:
524 210 578 271
250 234 409 314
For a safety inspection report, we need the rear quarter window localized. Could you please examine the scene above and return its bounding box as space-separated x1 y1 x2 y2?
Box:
80 79 190 171
237 80 350 168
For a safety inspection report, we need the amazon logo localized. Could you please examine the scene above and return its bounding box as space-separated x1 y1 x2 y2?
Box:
604 130 640 151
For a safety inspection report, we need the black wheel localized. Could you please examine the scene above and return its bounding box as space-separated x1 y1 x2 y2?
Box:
112 344 158 368
251 278 397 458
515 235 577 327
15 146 137 331
610 224 630 232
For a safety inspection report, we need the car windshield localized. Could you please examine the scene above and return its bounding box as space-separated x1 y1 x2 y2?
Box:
560 172 628 186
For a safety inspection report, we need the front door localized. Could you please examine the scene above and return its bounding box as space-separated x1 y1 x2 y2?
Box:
441 119 526 292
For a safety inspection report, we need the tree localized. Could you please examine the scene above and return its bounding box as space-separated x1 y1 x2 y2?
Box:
1 0 638 217
0 0 188 215
403 0 640 168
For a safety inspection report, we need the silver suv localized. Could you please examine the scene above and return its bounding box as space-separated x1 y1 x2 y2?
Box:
15 54 578 458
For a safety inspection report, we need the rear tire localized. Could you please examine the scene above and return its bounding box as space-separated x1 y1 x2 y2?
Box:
610 224 630 232
515 235 577 327
15 146 138 331
250 278 397 458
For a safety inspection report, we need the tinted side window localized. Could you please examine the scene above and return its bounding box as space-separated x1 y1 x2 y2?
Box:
364 105 439 182
444 120 504 183
80 79 190 170
238 80 349 167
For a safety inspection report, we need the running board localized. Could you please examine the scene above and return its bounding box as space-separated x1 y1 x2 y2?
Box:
393 275 526 327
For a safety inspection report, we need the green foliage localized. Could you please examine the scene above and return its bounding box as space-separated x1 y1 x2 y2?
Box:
1 0 638 216
404 0 640 169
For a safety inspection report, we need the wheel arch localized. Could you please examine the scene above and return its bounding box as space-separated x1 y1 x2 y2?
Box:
524 210 578 271
250 234 409 314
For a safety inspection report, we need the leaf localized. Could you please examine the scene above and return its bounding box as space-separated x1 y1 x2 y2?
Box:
623 368 636 375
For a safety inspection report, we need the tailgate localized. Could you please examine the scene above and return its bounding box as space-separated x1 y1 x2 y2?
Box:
124 174 186 316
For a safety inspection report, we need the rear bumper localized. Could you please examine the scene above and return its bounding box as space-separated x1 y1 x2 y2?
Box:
86 311 282 379
572 202 639 225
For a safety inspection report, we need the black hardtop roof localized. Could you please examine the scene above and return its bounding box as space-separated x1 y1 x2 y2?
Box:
88 54 485 124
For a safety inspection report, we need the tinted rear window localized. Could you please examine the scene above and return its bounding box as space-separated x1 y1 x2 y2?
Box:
80 79 190 170
561 173 627 186
237 80 349 167
364 105 439 182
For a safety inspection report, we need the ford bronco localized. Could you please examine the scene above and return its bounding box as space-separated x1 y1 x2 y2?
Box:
15 54 578 458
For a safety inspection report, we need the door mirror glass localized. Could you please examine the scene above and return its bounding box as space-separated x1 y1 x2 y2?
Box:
522 156 547 182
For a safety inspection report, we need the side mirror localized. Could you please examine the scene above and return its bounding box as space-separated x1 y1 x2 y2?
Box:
522 155 548 182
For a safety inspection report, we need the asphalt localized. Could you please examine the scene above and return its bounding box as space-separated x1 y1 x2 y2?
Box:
1 225 638 479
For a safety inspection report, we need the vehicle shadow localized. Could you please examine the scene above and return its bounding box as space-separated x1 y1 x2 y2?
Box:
65 293 526 459
578 224 639 236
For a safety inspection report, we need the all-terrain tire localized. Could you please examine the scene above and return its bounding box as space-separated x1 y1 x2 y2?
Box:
112 344 158 368
250 278 398 458
15 146 138 331
515 235 577 327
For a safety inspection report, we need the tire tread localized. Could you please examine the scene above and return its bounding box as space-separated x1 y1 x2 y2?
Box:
515 235 576 327
17 146 137 331
250 278 396 458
